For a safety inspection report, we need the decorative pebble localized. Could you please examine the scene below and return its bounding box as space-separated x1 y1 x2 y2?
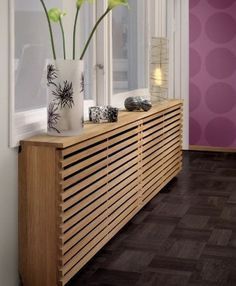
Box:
124 97 152 112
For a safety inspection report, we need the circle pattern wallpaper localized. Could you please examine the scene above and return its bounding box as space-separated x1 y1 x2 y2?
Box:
189 0 236 147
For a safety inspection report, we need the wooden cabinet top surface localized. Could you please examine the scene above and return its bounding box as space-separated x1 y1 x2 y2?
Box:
21 100 183 149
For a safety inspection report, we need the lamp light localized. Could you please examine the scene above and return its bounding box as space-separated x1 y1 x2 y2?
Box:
154 67 163 87
150 37 169 103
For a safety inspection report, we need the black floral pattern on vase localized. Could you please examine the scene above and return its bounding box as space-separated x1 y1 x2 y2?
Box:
47 64 58 87
47 102 61 134
52 80 74 109
80 72 85 93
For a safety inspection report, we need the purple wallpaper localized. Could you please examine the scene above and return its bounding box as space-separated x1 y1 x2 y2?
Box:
189 0 236 148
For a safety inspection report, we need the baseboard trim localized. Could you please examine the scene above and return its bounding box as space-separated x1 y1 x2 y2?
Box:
189 145 236 153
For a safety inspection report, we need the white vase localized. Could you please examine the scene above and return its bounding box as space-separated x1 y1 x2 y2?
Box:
46 59 84 136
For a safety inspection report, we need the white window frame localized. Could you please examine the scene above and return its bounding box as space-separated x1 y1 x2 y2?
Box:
95 0 111 106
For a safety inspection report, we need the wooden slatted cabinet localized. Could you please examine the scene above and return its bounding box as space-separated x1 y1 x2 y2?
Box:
19 100 183 286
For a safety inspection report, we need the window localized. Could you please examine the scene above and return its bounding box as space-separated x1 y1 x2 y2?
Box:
77 3 96 101
9 0 64 147
10 0 152 146
110 0 150 107
14 0 63 112
9 0 96 147
112 0 148 94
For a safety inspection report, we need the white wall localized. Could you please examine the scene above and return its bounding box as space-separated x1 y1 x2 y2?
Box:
0 0 18 285
167 0 189 150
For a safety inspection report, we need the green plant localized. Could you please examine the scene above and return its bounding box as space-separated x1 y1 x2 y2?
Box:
40 0 129 61
48 8 66 59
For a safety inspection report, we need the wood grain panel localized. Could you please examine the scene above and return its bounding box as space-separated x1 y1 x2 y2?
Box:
19 146 59 286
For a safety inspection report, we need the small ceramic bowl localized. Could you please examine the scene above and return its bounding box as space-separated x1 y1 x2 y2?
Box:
89 106 119 123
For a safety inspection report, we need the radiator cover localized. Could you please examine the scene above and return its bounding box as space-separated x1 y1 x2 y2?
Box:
19 100 183 286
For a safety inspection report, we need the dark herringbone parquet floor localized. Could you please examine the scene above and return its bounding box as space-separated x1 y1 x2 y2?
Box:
68 151 236 286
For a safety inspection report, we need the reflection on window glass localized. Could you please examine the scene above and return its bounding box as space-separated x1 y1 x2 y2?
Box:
79 3 95 100
15 0 62 112
112 0 147 94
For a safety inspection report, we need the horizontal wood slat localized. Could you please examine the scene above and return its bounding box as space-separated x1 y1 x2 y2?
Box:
142 114 164 130
143 118 181 142
62 179 140 259
61 140 108 168
108 135 138 156
61 202 140 285
62 167 107 191
143 148 181 180
62 190 140 275
62 159 108 189
143 141 181 172
61 141 139 190
61 151 107 178
142 112 165 125
142 105 181 124
143 165 181 205
162 105 182 116
143 122 181 152
142 151 182 192
143 132 180 160
61 122 140 157
108 127 139 146
62 181 140 245
143 158 182 198
61 174 107 201
62 135 107 157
